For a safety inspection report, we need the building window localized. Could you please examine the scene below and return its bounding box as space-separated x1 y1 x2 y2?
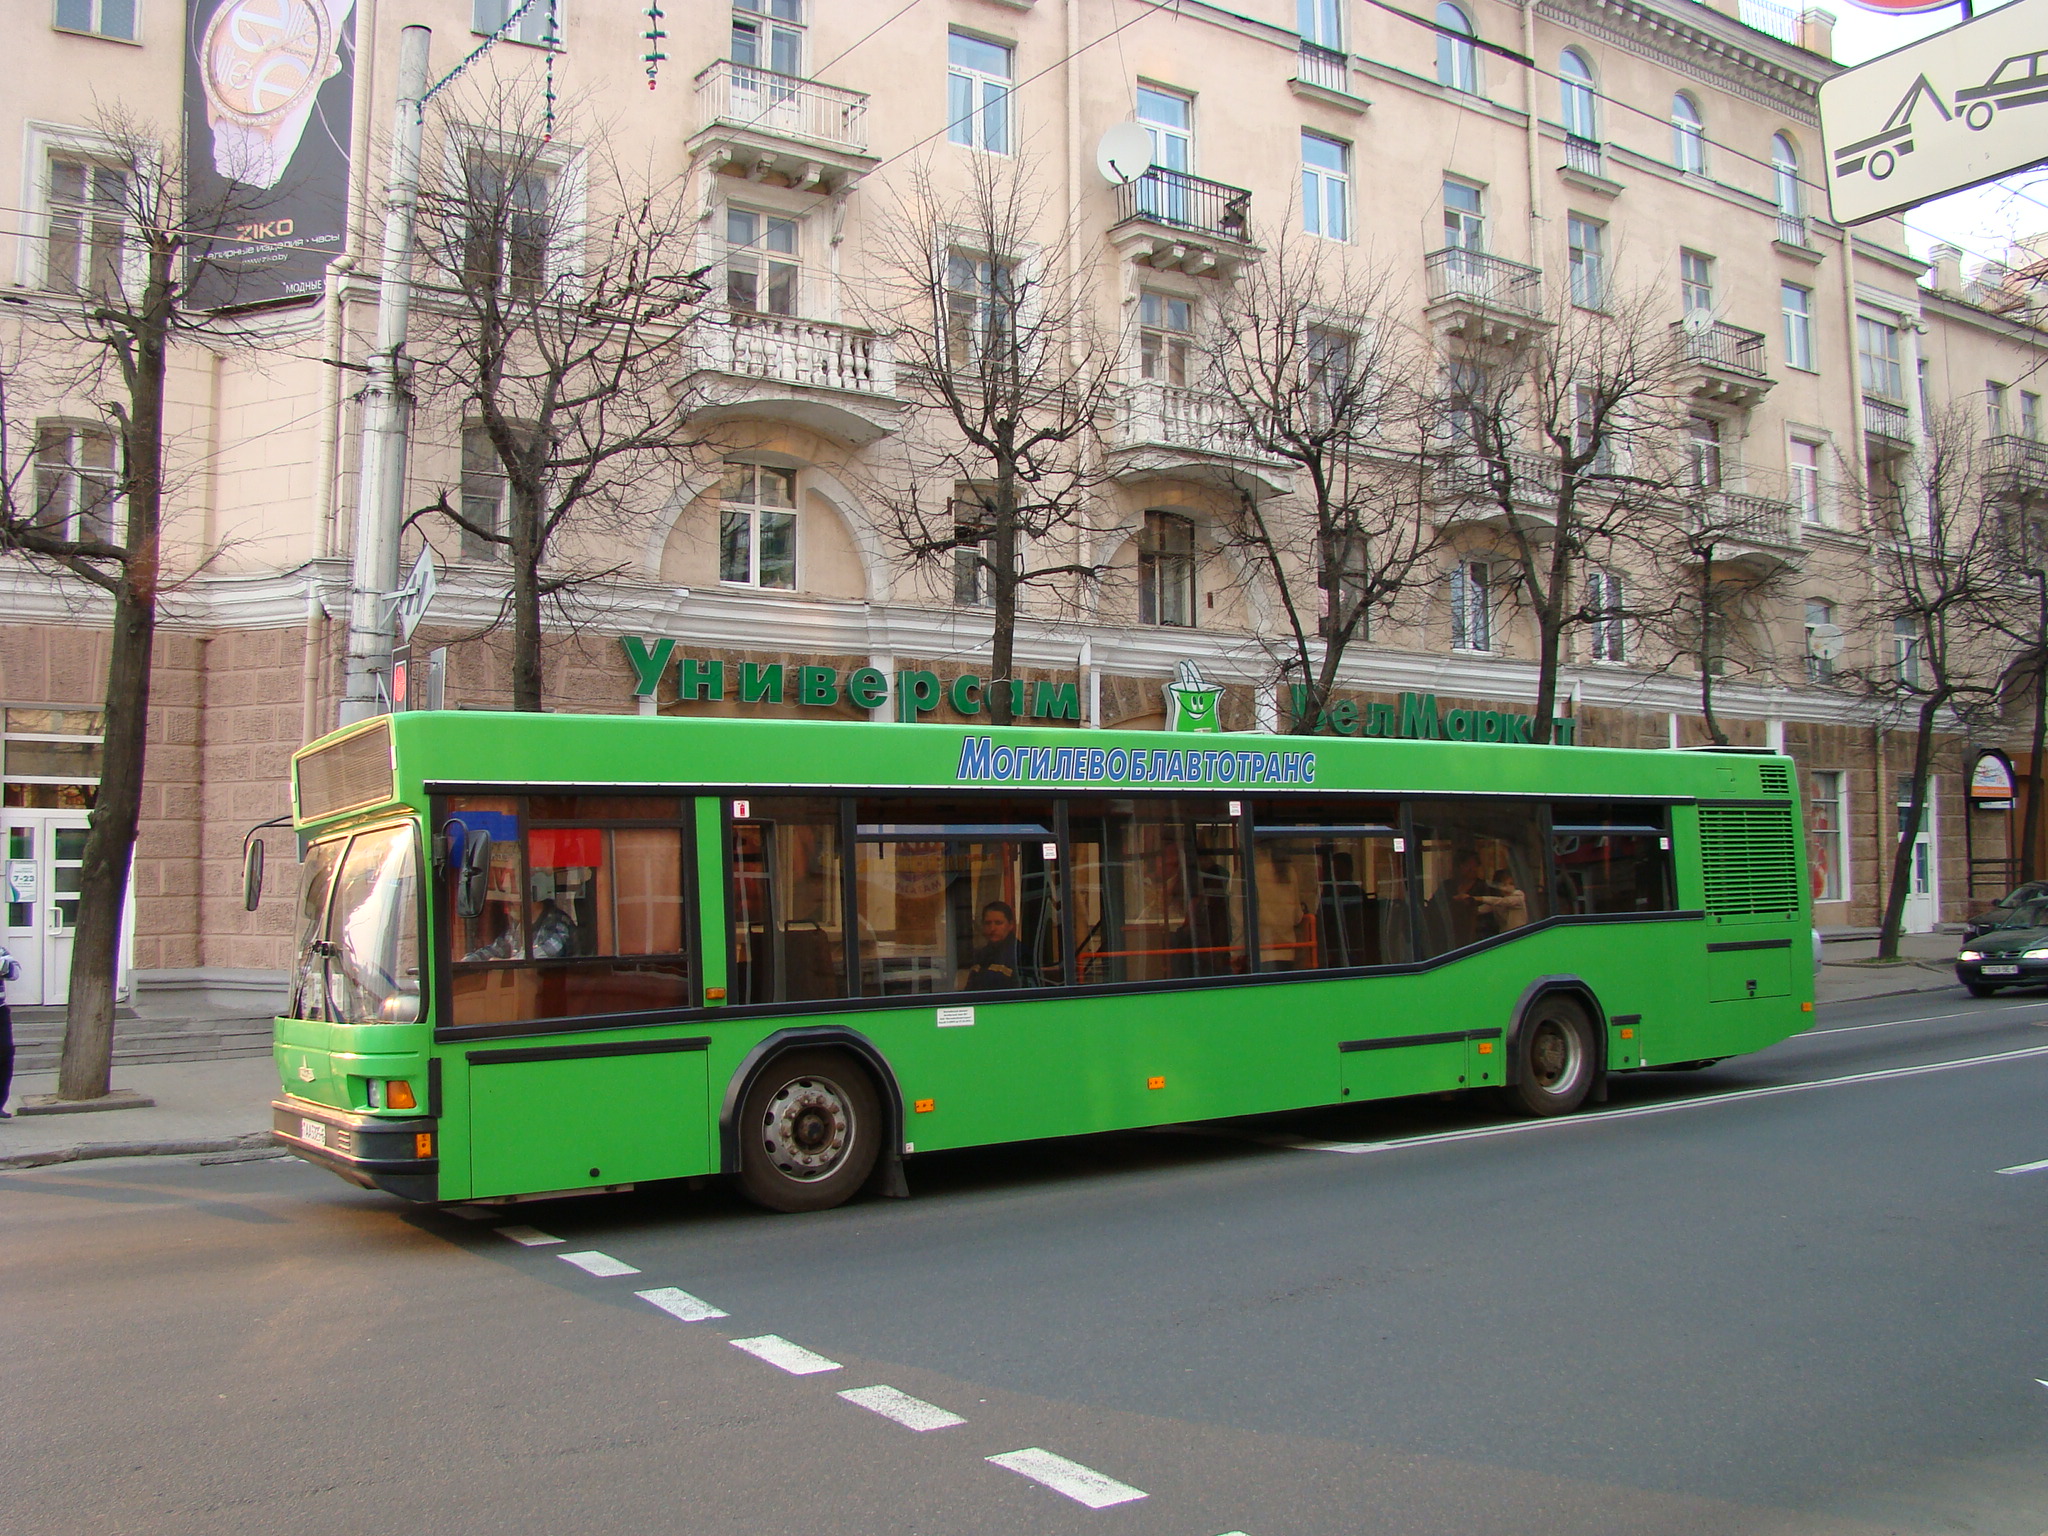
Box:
1781 283 1814 371
45 154 127 297
720 463 798 590
1567 216 1604 309
34 424 119 543
948 32 1012 153
1771 133 1801 218
474 0 559 46
1321 530 1369 639
460 156 554 298
1791 436 1823 523
1139 512 1196 628
1805 598 1836 682
725 208 798 315
1671 93 1706 173
1138 291 1193 385
945 250 1012 369
1300 0 1344 46
1892 615 1923 689
733 0 802 74
1446 361 1484 443
2024 391 2042 440
1443 178 1484 251
1305 324 1355 413
1858 316 1904 402
1587 568 1625 662
1680 250 1713 318
1810 768 1845 901
1988 381 2010 438
1301 132 1351 240
1450 560 1493 651
459 426 513 561
1435 3 1478 93
1687 414 1722 489
952 493 992 607
1560 50 1598 141
53 0 136 39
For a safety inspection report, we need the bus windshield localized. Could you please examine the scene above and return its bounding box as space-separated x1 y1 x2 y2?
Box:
291 825 422 1024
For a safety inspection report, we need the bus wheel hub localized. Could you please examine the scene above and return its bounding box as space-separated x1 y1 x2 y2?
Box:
763 1076 852 1180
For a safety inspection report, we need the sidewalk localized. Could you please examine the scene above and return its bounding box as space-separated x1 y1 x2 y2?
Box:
0 1057 278 1170
1816 931 1965 1005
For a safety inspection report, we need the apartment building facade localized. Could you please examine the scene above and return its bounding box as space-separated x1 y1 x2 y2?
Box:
6 0 2046 1000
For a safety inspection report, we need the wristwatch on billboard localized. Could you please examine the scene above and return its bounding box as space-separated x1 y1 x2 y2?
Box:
199 0 356 190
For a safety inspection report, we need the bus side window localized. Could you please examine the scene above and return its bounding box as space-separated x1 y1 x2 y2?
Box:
730 798 846 1005
1411 802 1549 959
1551 806 1673 914
1068 798 1246 984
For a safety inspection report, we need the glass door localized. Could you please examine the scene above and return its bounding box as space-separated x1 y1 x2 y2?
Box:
1 811 91 1004
1897 776 1939 934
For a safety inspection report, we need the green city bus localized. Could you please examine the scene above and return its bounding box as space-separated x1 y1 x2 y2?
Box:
268 711 1813 1211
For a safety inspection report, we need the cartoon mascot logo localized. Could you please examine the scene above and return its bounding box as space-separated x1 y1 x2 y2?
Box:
1164 659 1224 734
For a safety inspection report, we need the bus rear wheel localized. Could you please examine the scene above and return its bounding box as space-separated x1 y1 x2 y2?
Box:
737 1049 881 1213
1507 998 1595 1117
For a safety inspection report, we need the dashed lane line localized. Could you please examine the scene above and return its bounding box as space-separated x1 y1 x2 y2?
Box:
634 1286 729 1322
732 1334 842 1375
987 1448 1148 1509
494 1225 562 1246
837 1384 968 1431
558 1250 641 1277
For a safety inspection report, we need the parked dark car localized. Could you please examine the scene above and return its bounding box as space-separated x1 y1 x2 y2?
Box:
1963 880 2048 943
1956 897 2048 995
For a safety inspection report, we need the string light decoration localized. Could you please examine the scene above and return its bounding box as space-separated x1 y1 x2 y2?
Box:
644 3 667 90
541 0 559 140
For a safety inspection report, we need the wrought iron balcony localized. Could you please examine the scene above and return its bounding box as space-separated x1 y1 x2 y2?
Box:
1424 248 1545 344
1561 135 1610 184
1698 490 1802 554
1673 319 1773 407
1988 434 2048 501
1775 214 1813 249
691 61 875 193
1863 395 1911 446
1294 41 1348 93
1110 167 1257 276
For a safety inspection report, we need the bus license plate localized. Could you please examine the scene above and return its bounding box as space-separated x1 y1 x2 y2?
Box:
301 1118 328 1147
1983 965 2020 976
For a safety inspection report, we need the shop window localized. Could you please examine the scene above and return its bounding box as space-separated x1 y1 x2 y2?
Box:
4 707 103 809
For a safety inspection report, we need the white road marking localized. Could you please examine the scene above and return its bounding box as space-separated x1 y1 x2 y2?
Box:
1997 1158 2048 1175
987 1448 1148 1509
634 1287 729 1322
731 1335 842 1375
837 1384 967 1430
558 1250 640 1277
495 1225 563 1246
1254 1134 1378 1154
1809 1003 2048 1035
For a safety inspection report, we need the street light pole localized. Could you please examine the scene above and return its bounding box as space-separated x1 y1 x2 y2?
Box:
340 25 432 725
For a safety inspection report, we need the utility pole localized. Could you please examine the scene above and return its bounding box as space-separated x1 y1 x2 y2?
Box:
340 25 431 725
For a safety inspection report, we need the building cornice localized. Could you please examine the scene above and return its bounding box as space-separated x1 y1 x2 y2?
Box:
1537 0 1827 123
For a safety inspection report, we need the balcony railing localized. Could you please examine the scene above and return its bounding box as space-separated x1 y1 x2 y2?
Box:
1700 490 1801 551
1864 395 1911 443
700 312 894 396
694 60 868 152
1115 380 1267 462
1295 41 1348 92
1425 247 1543 318
1562 135 1605 179
1112 167 1253 244
1989 434 2048 498
1776 214 1812 249
1431 447 1562 509
1675 320 1769 379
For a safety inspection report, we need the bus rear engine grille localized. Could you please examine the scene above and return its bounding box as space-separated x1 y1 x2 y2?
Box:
297 719 396 822
1697 806 1800 917
1756 763 1793 798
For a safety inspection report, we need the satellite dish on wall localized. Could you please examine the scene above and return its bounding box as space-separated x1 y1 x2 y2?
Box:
1808 622 1845 660
1095 122 1153 185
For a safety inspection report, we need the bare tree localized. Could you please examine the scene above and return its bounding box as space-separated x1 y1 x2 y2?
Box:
0 109 269 1101
405 84 710 711
860 155 1119 725
1204 237 1442 733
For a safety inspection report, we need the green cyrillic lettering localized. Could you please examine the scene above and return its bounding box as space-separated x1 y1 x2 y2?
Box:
800 666 839 706
740 662 783 704
621 636 675 697
678 657 724 702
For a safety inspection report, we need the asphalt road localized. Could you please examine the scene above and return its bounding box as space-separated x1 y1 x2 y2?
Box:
9 985 2048 1536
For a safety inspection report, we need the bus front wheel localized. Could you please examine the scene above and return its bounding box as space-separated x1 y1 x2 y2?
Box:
737 1049 882 1213
1507 998 1595 1117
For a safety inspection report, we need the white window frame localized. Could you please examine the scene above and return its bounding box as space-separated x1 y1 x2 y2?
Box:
1435 3 1478 94
732 0 804 76
947 32 1013 154
53 0 138 41
724 205 801 316
1771 133 1801 218
1804 597 1836 682
1781 282 1814 372
1809 767 1847 901
2023 390 2042 441
1671 93 1706 174
1567 215 1604 310
1790 434 1825 524
944 246 1018 370
1560 50 1599 141
1138 510 1198 628
719 461 799 591
1451 559 1494 652
1301 132 1352 241
443 129 587 298
1587 568 1625 662
1680 250 1714 318
1443 177 1484 252
33 419 120 544
472 0 561 48
19 121 148 295
1987 381 2010 438
460 424 513 563
1892 615 1924 689
1138 289 1194 386
1858 314 1905 402
1300 0 1344 49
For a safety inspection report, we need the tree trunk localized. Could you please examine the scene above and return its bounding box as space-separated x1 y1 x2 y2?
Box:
511 486 544 711
988 482 1017 727
1876 694 1942 960
2024 647 2047 884
1699 556 1728 747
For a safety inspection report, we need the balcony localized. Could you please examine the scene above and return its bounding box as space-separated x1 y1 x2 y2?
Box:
1290 42 1367 111
1863 395 1912 449
1107 381 1291 496
1424 248 1547 347
1109 168 1259 278
689 61 877 194
1559 135 1620 196
690 311 900 445
1692 490 1803 571
1673 320 1774 409
1988 434 2048 503
1428 447 1561 531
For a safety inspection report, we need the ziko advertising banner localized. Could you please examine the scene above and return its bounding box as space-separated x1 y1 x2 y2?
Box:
185 0 357 308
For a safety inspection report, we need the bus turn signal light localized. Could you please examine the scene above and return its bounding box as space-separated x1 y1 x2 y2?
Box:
1147 1076 1165 1090
914 1098 935 1113
1476 1042 1494 1055
1801 1001 1813 1012
385 1080 417 1110
415 1133 434 1158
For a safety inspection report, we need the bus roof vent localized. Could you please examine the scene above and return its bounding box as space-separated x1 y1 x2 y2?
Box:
295 719 396 823
1757 763 1792 799
1697 805 1800 918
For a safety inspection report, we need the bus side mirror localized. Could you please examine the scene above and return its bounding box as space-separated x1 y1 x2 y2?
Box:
456 831 493 920
242 839 265 912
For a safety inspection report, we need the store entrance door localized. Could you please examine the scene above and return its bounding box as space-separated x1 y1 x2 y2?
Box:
1898 776 1940 935
2 811 92 1005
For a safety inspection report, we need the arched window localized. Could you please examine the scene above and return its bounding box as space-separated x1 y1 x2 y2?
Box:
1772 133 1801 217
1560 50 1598 141
1436 3 1478 93
1671 93 1705 174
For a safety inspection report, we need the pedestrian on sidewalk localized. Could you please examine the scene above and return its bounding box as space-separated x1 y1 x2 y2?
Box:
0 943 18 1117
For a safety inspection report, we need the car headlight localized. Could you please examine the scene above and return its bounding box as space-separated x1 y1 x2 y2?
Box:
2024 949 2048 960
1959 950 1983 961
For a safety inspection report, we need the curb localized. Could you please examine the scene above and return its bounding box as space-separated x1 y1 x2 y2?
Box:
0 1130 272 1171
1815 980 1962 1005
